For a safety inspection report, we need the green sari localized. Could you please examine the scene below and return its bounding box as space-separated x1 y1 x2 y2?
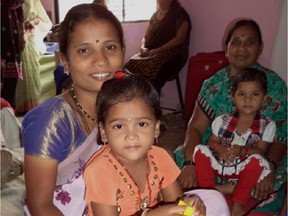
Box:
174 63 287 213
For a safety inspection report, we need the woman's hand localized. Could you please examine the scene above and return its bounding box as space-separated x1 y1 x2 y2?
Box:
178 165 197 189
253 166 275 200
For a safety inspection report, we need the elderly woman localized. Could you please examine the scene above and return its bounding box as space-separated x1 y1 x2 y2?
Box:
124 0 191 92
175 19 287 215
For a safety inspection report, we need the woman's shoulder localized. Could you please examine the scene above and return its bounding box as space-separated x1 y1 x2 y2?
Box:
22 96 74 128
24 96 68 117
254 63 286 85
203 66 229 85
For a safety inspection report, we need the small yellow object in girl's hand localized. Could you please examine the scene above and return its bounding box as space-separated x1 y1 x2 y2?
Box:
178 200 195 215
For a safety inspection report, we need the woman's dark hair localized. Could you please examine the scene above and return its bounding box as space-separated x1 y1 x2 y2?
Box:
58 3 124 56
231 68 267 94
224 19 263 46
96 73 162 124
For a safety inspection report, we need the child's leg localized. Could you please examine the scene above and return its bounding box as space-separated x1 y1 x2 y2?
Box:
193 146 216 188
231 157 264 215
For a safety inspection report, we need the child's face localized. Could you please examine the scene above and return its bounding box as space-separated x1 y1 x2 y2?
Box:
99 98 160 163
232 80 267 114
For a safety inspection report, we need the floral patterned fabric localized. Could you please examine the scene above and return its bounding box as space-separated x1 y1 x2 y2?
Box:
53 128 101 215
23 97 102 215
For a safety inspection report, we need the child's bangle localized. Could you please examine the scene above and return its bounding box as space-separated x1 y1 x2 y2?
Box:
242 146 249 156
210 143 219 150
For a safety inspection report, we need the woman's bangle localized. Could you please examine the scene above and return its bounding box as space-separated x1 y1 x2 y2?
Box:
141 208 151 216
183 160 195 166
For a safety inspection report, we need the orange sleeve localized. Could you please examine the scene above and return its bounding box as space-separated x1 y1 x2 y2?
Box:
84 150 118 206
152 146 181 189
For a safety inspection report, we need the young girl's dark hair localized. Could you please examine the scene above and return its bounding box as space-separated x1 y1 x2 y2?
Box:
231 68 267 95
96 73 162 134
58 3 124 56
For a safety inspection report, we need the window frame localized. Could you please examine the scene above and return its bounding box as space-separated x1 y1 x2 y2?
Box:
54 0 156 24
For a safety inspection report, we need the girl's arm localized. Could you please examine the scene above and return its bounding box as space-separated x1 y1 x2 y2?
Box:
25 155 63 215
207 133 221 150
161 180 183 202
239 140 269 156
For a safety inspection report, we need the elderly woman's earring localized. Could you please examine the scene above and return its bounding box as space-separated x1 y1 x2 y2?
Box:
154 137 158 144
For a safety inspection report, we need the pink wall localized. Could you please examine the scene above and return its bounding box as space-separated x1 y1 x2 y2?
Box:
124 0 282 109
41 0 56 24
180 0 281 67
40 0 282 110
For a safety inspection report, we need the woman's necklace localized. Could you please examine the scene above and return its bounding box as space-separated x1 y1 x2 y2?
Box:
70 84 97 125
111 152 152 211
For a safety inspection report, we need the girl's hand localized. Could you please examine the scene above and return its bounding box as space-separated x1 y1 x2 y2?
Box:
230 145 241 157
216 145 233 164
146 204 188 216
183 195 206 216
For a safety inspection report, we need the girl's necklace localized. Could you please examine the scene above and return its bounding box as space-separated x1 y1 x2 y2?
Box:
111 152 152 211
70 84 97 125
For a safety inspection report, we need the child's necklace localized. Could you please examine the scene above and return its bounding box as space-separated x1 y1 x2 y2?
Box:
111 152 152 211
70 84 97 125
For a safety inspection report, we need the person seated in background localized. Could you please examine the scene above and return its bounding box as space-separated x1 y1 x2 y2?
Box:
194 68 275 216
174 19 287 215
124 0 191 93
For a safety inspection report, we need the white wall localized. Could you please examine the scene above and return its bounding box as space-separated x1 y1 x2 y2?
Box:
270 0 287 83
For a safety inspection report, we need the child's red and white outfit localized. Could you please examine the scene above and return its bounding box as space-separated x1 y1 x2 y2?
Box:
193 110 275 205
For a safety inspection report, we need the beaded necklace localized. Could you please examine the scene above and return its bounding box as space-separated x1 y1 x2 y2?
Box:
70 84 97 125
111 152 152 211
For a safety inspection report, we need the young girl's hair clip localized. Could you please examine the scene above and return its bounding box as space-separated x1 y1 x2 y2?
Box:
114 71 129 79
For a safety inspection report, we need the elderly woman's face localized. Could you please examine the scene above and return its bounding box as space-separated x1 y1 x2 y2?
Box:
225 25 263 74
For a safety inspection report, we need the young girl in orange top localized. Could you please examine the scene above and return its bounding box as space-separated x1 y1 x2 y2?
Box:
84 72 229 216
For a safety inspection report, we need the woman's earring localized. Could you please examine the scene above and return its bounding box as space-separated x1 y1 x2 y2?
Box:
64 68 70 75
154 137 158 144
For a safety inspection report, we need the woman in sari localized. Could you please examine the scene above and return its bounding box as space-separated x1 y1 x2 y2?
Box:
124 0 191 92
15 0 52 114
175 19 287 215
22 4 125 215
1 0 25 109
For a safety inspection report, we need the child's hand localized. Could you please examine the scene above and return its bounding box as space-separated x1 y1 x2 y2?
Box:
146 204 188 216
217 145 234 164
183 194 206 216
230 145 241 157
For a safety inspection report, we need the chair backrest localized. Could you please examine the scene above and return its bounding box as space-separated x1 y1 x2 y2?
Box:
183 51 229 120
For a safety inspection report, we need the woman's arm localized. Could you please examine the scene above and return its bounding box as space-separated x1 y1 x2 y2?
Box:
178 104 210 189
149 21 190 56
25 155 63 216
253 142 287 200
